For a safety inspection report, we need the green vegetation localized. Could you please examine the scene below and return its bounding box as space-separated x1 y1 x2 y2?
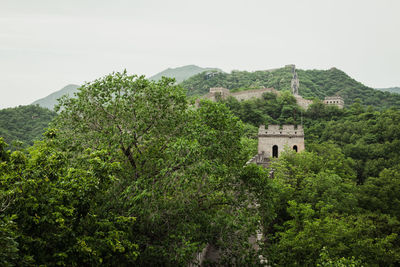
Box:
1 72 261 266
0 105 57 149
2 70 400 265
255 140 400 265
222 91 302 127
296 68 400 108
182 66 400 109
220 94 400 265
304 103 400 184
182 67 293 96
32 84 79 110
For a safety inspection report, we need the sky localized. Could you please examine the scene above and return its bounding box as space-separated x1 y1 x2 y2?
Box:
1 0 399 108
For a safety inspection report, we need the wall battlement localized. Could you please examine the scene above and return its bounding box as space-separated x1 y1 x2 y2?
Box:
209 87 230 94
202 86 279 103
258 125 304 137
257 124 305 159
199 86 315 109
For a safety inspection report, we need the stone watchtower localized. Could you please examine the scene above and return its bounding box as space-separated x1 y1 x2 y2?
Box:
248 125 304 166
258 125 304 157
247 125 305 167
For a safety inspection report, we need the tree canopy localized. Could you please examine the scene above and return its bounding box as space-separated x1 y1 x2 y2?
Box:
0 71 266 266
2 70 400 266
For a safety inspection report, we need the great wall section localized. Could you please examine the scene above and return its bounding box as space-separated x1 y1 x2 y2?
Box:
196 65 344 110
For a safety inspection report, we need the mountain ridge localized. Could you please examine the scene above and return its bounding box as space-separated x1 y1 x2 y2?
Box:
32 84 80 110
181 66 400 109
148 64 221 83
32 65 220 110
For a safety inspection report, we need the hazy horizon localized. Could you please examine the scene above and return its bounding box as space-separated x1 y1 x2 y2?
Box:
1 0 399 108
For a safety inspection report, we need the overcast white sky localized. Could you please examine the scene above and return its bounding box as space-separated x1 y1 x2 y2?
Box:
1 0 399 108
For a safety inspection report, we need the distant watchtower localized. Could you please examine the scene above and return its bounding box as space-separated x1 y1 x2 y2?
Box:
324 96 344 109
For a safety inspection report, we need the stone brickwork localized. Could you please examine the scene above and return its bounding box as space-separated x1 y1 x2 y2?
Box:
198 86 315 109
201 87 279 102
324 96 344 109
294 95 313 109
231 87 279 101
206 87 231 101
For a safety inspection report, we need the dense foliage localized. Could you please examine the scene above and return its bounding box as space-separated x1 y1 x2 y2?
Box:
304 103 400 184
0 105 57 149
0 72 264 266
181 66 400 109
222 91 302 127
218 93 400 265
2 70 400 266
261 147 400 266
0 137 139 266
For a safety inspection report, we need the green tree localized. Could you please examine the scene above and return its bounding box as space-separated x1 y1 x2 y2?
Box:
358 165 400 218
53 71 260 265
0 136 139 266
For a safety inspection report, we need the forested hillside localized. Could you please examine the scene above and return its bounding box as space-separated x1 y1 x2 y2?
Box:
0 105 57 149
220 94 400 265
182 66 400 109
2 72 400 265
297 68 400 107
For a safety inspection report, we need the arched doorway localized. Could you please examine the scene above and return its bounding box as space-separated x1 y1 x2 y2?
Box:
293 145 298 152
272 145 278 158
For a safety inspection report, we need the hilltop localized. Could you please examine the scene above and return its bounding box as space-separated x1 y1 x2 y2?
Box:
32 84 80 110
149 64 221 83
181 66 400 109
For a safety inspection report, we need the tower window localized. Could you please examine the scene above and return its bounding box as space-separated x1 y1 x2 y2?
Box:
293 145 298 152
272 145 278 158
